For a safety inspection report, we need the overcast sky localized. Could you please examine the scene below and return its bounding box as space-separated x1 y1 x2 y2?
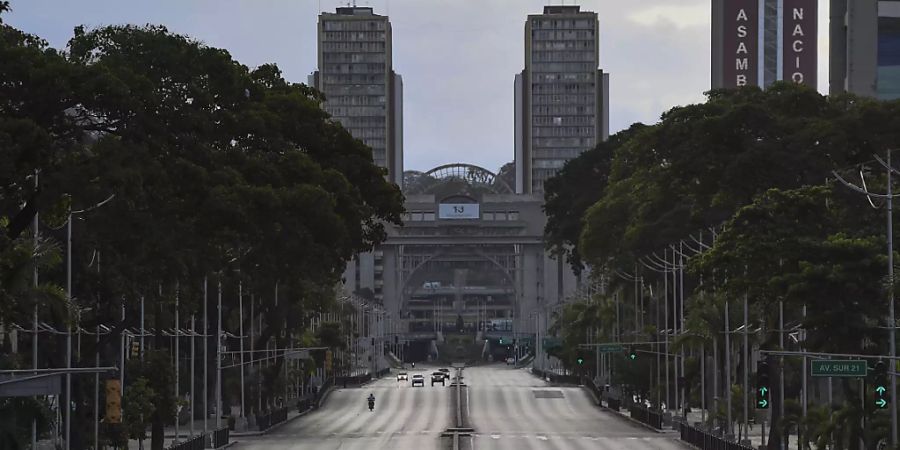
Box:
7 0 830 174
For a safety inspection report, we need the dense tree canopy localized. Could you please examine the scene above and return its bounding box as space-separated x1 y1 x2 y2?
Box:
542 124 643 273
577 84 896 267
543 82 900 448
0 8 404 448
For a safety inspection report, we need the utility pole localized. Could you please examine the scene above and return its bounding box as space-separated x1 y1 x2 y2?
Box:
31 170 38 449
239 279 245 418
203 277 208 438
743 291 749 442
725 300 732 438
889 150 898 447
65 212 72 450
174 283 180 443
216 279 222 430
190 314 195 438
833 151 899 446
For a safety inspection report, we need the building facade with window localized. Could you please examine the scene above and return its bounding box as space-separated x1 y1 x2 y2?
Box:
711 0 818 90
340 164 580 360
830 0 900 100
515 5 610 195
309 6 403 185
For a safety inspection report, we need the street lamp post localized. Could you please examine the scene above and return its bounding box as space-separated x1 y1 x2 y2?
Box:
63 194 114 450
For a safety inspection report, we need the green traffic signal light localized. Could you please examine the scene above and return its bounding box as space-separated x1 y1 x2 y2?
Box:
628 347 637 361
756 360 770 409
874 361 889 409
577 357 584 365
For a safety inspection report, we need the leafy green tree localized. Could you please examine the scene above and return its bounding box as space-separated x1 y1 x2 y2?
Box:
123 377 156 450
578 84 888 267
495 162 516 192
543 124 643 274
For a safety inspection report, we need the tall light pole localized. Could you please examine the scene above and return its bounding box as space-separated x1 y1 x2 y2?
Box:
888 151 897 446
203 277 208 438
833 152 899 445
64 193 115 450
216 279 222 430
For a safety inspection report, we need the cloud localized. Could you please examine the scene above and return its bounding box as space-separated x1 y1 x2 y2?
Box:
628 3 711 29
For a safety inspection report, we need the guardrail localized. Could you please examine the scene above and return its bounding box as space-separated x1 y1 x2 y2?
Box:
530 367 580 384
680 423 754 450
256 406 289 431
210 426 229 449
166 434 205 450
627 403 664 429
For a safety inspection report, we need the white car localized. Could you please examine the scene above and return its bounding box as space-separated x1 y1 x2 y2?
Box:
505 357 515 365
411 374 425 387
397 372 408 381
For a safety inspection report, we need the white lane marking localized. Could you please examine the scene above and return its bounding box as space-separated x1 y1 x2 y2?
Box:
491 434 501 439
536 435 548 440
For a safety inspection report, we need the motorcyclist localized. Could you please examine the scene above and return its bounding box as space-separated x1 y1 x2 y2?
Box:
367 393 375 411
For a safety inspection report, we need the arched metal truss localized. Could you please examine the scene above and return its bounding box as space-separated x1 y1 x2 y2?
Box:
403 164 513 195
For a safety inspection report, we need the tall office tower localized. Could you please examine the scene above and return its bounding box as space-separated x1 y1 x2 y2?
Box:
830 0 900 100
515 5 610 195
309 6 404 185
712 0 818 89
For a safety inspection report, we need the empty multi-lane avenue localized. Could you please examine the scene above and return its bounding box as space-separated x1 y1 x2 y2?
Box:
233 364 685 450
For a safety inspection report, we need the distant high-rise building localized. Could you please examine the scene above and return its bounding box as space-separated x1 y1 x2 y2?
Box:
515 5 609 195
830 0 900 100
712 0 818 89
309 6 403 185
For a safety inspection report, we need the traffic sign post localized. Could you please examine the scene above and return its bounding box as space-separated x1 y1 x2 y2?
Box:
810 360 868 377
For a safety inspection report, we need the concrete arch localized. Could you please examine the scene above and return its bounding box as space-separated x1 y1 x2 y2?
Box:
404 164 513 195
400 249 519 313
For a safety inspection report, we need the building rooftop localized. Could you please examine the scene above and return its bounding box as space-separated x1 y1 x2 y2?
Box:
542 5 581 14
334 6 375 16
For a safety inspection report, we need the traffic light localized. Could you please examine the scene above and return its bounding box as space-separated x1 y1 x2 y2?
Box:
105 379 122 423
874 360 889 409
628 346 637 361
130 340 140 359
499 337 504 344
756 360 770 409
576 350 585 365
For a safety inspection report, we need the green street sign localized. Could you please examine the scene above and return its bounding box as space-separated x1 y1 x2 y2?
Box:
598 345 625 353
810 360 868 377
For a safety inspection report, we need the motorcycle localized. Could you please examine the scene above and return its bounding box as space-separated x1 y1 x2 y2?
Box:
367 395 375 411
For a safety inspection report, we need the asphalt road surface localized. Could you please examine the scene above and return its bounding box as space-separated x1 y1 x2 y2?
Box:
234 364 685 450
233 365 452 450
463 365 685 450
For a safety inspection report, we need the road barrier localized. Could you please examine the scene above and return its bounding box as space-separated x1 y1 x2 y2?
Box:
627 403 663 429
679 423 754 450
256 406 289 431
530 367 580 384
209 427 229 449
166 434 205 450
